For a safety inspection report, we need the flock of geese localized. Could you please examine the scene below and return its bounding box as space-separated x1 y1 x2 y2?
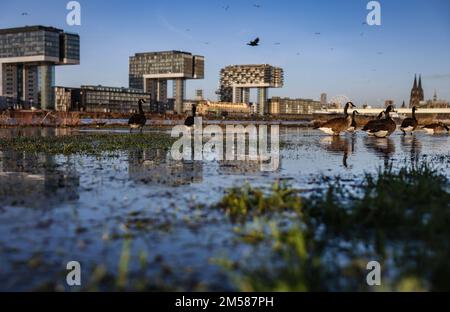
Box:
315 102 450 137
127 98 448 137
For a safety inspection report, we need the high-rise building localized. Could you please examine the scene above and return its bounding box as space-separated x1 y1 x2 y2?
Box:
409 74 424 107
219 64 284 115
320 93 327 105
0 26 80 110
129 51 204 114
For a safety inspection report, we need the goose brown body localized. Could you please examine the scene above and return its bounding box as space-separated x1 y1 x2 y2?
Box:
316 102 356 135
367 105 397 138
422 122 449 134
400 106 418 134
128 99 147 132
362 111 384 133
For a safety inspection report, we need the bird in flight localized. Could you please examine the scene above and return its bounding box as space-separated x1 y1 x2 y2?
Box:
247 37 260 46
222 5 230 11
314 32 321 35
21 12 28 16
274 42 281 45
253 4 262 8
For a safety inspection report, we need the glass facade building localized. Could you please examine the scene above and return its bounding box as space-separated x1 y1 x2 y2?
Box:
0 26 80 110
129 51 204 114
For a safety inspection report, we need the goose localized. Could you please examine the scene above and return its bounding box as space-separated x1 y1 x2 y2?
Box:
315 102 356 135
400 106 418 135
184 104 196 127
128 99 147 132
347 110 359 132
362 111 384 135
367 105 397 138
422 122 449 134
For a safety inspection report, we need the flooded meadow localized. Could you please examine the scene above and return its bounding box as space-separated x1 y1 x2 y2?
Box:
0 127 449 291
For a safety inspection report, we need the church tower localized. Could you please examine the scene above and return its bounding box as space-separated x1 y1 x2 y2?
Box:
409 74 424 107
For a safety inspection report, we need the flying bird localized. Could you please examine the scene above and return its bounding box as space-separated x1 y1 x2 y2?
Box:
21 12 28 16
253 4 262 8
314 32 321 35
247 37 260 46
274 42 281 45
222 5 230 11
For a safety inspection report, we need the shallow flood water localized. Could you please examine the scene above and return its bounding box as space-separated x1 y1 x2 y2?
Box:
0 127 449 291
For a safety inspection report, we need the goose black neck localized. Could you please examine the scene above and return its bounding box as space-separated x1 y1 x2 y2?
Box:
138 101 144 114
344 104 349 117
412 108 416 120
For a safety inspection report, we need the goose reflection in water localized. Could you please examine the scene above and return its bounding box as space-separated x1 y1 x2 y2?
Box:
401 135 422 163
363 136 395 166
319 135 355 168
128 149 203 186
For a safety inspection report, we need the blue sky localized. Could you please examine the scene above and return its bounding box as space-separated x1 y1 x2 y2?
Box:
1 0 449 106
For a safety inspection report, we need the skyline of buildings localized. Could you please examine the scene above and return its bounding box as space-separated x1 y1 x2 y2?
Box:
0 24 448 114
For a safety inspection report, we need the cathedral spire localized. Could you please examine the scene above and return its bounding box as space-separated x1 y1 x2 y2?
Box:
413 74 417 89
418 75 422 89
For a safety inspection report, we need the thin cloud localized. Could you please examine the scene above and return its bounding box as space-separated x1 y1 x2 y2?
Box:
427 74 450 80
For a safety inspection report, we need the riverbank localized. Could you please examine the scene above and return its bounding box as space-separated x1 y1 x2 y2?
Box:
1 110 449 128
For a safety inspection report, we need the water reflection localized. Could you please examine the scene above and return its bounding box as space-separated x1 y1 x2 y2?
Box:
128 149 203 186
363 136 395 166
319 135 355 168
0 150 79 208
400 135 422 162
0 127 74 138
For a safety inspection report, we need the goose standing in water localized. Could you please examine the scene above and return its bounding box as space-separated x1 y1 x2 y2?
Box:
315 102 356 135
347 110 359 132
367 105 397 138
184 104 197 127
400 106 418 135
362 111 384 135
128 99 147 132
422 122 449 134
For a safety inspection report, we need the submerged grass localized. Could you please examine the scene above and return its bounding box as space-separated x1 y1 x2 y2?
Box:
0 132 175 155
216 163 450 291
217 182 302 222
